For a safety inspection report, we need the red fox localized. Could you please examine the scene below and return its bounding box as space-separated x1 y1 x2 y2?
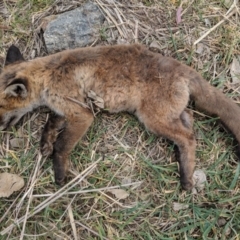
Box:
0 44 239 190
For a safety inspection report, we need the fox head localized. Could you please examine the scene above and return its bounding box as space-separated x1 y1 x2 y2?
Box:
0 45 37 130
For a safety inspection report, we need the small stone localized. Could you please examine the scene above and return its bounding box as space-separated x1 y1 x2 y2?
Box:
217 218 226 227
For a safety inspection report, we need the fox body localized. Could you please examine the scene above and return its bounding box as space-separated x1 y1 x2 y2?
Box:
0 44 239 190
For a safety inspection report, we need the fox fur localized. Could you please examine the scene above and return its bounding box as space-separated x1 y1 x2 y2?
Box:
0 44 239 190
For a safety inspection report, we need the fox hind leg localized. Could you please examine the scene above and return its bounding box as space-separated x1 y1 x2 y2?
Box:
139 109 196 190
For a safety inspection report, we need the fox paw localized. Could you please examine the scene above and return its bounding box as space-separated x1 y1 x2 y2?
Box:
54 168 66 186
55 176 66 186
181 179 193 191
41 142 53 156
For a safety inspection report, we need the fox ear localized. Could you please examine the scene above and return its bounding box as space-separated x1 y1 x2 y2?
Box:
5 45 24 66
4 79 28 98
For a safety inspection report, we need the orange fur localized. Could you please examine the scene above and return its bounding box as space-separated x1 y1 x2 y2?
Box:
0 44 239 190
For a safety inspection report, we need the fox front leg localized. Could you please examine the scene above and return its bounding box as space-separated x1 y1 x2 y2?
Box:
50 108 94 185
40 114 67 157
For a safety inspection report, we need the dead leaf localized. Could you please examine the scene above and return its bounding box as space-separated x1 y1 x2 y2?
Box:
0 172 24 197
87 90 97 99
195 43 204 54
109 189 129 200
173 202 189 211
230 56 240 84
149 41 162 51
87 90 105 109
195 43 211 59
94 97 104 109
193 169 207 190
192 187 197 194
10 138 25 149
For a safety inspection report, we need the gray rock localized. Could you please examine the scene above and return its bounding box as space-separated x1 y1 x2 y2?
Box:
44 2 105 53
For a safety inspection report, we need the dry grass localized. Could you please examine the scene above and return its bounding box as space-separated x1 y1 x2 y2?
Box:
0 0 240 239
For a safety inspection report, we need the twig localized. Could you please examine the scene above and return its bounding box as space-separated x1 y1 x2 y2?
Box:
0 157 102 236
113 7 128 38
0 190 22 223
20 153 43 240
31 181 143 197
65 96 90 109
134 20 139 43
68 204 78 240
39 222 71 239
95 0 124 37
75 221 110 240
15 153 46 216
194 9 237 45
